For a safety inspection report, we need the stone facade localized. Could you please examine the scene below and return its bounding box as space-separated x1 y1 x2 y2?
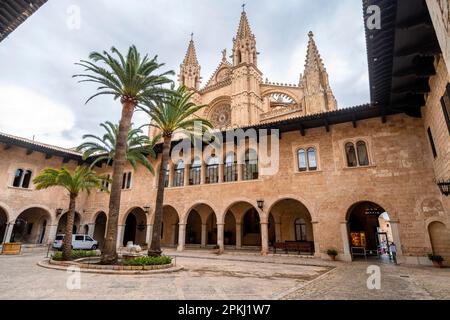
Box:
0 9 449 266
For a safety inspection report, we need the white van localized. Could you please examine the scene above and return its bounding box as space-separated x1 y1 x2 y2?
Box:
53 234 98 250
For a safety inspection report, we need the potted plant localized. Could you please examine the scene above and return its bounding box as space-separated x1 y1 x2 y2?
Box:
428 253 444 268
327 248 338 261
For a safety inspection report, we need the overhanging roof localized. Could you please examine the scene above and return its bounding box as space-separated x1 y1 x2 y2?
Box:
364 0 441 118
0 0 47 42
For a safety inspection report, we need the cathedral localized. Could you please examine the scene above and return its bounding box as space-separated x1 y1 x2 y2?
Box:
1 3 449 267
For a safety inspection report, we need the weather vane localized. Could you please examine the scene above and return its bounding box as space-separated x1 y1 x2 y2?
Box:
242 2 246 12
190 32 194 41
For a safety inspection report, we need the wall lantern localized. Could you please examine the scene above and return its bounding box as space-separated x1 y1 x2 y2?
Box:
55 208 63 216
437 180 450 197
257 199 264 210
143 205 151 213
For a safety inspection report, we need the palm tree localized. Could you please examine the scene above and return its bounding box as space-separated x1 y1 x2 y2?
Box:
74 46 174 264
33 166 108 261
142 86 212 256
77 121 159 173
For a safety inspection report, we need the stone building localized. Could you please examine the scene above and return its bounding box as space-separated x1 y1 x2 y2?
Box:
0 1 449 265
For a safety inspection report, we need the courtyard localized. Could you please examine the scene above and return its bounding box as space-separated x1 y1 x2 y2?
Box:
0 248 449 300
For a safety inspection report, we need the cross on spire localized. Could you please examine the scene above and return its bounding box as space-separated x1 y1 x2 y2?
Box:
242 2 246 12
190 32 194 41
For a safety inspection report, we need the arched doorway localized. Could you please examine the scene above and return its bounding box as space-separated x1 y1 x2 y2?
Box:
269 199 315 253
161 205 179 247
57 212 81 235
186 210 202 245
93 212 107 249
347 201 393 259
12 207 51 244
428 221 450 266
0 207 7 244
242 208 261 246
123 208 147 246
224 211 236 246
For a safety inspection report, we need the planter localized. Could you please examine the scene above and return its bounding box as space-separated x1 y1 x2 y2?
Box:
328 255 337 261
1 243 22 255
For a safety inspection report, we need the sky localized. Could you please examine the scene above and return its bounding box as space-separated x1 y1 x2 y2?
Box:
0 0 369 148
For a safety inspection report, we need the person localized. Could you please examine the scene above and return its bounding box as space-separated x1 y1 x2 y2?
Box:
389 242 397 264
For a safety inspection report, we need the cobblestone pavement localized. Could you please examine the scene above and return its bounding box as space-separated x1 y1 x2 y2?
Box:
0 248 449 300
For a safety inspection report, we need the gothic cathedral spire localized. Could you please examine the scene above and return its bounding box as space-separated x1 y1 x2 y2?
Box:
232 10 257 66
179 34 201 91
302 31 337 113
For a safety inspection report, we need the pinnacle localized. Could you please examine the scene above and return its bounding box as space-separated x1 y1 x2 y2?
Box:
304 31 325 72
236 10 253 39
183 36 199 65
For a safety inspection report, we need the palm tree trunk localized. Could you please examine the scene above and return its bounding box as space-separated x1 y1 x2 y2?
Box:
62 194 77 261
149 135 171 256
101 101 135 264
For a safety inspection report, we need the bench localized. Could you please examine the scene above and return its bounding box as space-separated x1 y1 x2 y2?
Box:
273 241 314 255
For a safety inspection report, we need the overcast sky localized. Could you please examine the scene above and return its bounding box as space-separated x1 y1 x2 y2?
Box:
0 0 369 148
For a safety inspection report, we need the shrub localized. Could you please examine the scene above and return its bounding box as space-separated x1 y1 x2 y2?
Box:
213 245 220 250
427 253 444 263
327 248 338 256
52 250 98 261
121 255 172 266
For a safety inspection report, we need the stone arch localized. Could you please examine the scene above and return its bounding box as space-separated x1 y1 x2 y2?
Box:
0 202 12 222
0 204 10 243
183 201 220 225
12 207 52 244
221 198 259 224
57 211 81 235
339 195 398 222
93 211 107 248
266 194 316 222
122 207 147 246
427 221 450 266
204 96 232 117
16 204 54 225
161 205 180 247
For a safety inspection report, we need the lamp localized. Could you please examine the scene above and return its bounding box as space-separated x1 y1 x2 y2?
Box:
437 180 450 197
257 199 264 210
55 208 63 216
143 205 151 213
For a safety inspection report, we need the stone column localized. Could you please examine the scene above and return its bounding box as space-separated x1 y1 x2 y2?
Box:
45 225 58 244
116 225 125 249
275 222 282 243
236 223 242 249
217 223 225 253
3 222 15 243
171 224 177 246
340 222 352 262
146 224 153 247
201 162 206 184
260 222 269 255
184 165 190 187
390 220 403 261
218 164 224 183
237 163 243 181
87 223 95 237
177 224 186 251
201 224 207 248
311 221 320 258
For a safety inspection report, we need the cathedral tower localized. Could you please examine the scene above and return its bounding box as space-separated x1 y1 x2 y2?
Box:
301 31 337 114
179 34 201 91
230 9 263 127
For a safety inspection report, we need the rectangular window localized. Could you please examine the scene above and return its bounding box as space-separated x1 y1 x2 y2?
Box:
441 83 450 135
427 127 438 158
122 172 132 189
126 172 132 189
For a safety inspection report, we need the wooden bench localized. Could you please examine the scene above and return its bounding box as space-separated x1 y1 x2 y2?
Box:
273 241 314 255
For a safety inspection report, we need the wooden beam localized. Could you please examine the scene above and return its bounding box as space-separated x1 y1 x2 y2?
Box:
299 124 305 137
324 119 330 132
352 114 357 128
45 153 53 159
26 149 33 155
62 157 70 164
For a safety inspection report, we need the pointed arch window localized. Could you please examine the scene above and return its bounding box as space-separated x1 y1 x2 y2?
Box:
297 149 307 171
345 143 358 167
11 168 33 188
224 152 238 182
173 160 185 187
22 170 32 188
297 147 318 172
243 149 258 181
189 157 201 185
206 156 219 184
307 148 317 171
346 141 370 167
12 169 24 187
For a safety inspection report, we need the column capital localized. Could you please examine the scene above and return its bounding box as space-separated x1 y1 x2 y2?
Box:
311 221 319 225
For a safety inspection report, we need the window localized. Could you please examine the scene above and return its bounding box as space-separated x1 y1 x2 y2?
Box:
173 160 184 187
12 169 23 187
163 163 170 188
441 83 450 135
297 148 317 171
122 172 132 189
102 174 110 191
243 149 258 180
297 149 307 171
189 157 201 185
12 168 32 188
206 156 219 184
307 148 317 171
346 141 369 167
356 141 369 166
427 127 438 158
345 143 358 167
295 218 307 241
224 152 238 182
75 235 84 241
